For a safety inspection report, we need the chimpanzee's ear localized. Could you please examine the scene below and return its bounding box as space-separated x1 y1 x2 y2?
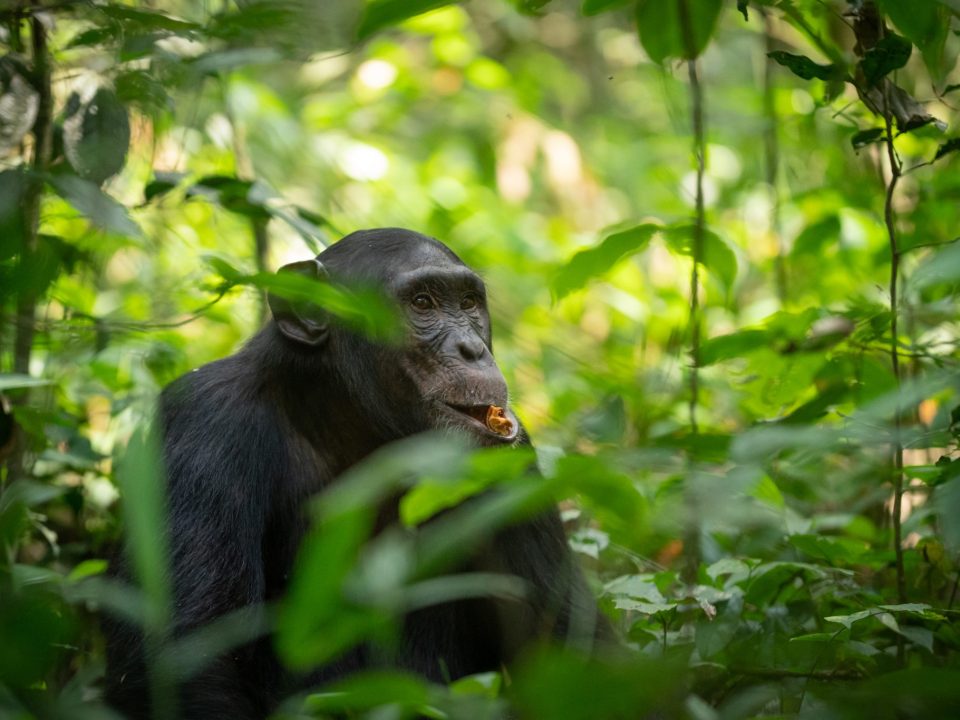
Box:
268 258 330 347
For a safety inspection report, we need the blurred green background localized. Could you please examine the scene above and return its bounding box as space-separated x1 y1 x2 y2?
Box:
1 0 960 718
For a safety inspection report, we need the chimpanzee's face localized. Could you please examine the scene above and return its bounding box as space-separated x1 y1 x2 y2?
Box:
385 249 519 445
270 230 520 445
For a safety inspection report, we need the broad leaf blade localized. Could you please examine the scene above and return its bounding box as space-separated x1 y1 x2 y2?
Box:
860 32 912 86
768 51 837 81
635 0 723 63
662 224 738 290
47 173 143 239
552 224 658 299
357 0 458 41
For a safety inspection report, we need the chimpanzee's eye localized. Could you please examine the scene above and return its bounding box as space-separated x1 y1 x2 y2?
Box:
412 293 434 311
461 294 479 311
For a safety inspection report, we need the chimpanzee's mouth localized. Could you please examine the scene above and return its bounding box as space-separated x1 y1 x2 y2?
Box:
443 403 519 441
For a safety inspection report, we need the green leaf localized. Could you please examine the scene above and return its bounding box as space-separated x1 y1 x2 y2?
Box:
0 167 25 260
144 171 187 202
791 215 841 256
878 603 932 613
245 270 403 342
899 625 934 652
62 87 131 184
0 480 65 515
67 559 109 582
860 32 912 87
449 671 502 698
933 137 960 161
662 224 738 290
115 430 172 634
99 4 201 33
191 176 271 219
824 609 874 629
0 374 53 392
304 671 431 713
115 70 173 115
357 0 459 41
695 595 742 659
878 0 950 80
789 534 868 564
513 0 553 14
581 0 632 15
767 51 838 81
277 507 379 669
66 26 119 49
552 224 658 299
852 127 885 150
47 173 143 239
635 0 723 63
186 48 283 75
737 0 749 20
698 329 770 366
912 239 960 289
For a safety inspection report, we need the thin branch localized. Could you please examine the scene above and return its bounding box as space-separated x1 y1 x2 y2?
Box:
686 55 704 439
731 666 865 681
7 15 54 482
778 2 847 66
764 11 786 304
880 37 906 612
677 0 706 583
222 76 270 322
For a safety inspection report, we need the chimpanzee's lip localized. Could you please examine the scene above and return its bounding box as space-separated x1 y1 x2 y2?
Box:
442 403 519 441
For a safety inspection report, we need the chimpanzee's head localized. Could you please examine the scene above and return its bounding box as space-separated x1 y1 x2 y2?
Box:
268 228 520 445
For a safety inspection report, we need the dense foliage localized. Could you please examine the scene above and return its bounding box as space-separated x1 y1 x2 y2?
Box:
1 0 959 718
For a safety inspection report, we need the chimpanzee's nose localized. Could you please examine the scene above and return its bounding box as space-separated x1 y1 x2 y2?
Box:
456 336 487 361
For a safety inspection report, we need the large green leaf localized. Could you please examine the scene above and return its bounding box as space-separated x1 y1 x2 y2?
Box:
768 51 839 81
0 167 25 260
662 224 738 290
212 1 362 56
47 173 143 239
0 374 53 392
635 0 724 63
62 86 131 184
552 224 658 299
698 329 770 366
878 0 951 80
304 671 432 714
357 0 459 41
115 430 172 637
912 239 960 288
860 32 912 87
581 0 632 15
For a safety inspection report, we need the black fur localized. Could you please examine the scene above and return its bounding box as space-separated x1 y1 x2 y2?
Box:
104 229 612 718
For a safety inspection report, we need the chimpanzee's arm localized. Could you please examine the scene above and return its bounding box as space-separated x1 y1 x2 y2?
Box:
155 371 279 718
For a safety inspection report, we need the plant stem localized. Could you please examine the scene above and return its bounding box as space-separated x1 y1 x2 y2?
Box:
224 77 270 321
684 54 705 583
764 12 787 304
687 56 704 438
7 15 53 481
881 62 906 609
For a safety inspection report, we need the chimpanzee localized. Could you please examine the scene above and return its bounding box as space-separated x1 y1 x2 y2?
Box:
104 228 613 718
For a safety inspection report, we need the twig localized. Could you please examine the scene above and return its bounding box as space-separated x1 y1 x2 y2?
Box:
678 0 706 582
881 45 906 612
7 15 54 482
731 666 865 681
764 11 786 304
686 56 704 439
222 76 270 322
